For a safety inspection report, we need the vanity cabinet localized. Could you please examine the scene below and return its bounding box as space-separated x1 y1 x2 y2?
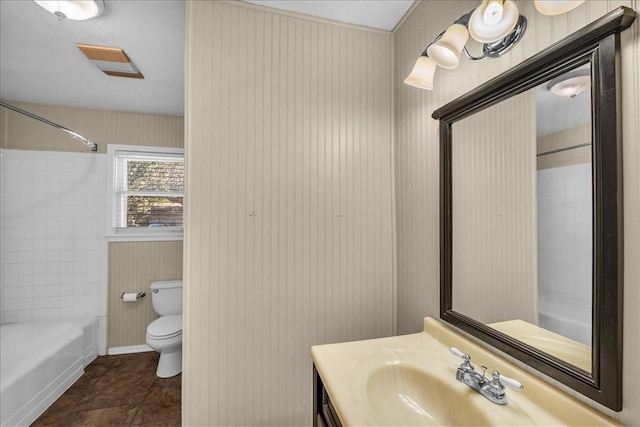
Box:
313 365 342 427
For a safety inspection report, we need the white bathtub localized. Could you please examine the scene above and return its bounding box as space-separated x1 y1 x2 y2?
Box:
0 318 98 427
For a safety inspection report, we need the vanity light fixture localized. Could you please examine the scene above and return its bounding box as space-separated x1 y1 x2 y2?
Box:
34 0 104 20
406 0 589 91
547 69 591 98
534 0 586 16
406 1 527 90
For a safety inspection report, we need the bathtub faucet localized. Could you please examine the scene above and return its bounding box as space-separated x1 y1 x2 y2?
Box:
449 347 524 405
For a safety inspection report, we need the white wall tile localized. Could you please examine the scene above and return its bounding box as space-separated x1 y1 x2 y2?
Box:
537 163 592 344
0 149 107 332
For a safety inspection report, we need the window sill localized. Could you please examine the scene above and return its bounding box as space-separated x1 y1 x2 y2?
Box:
106 233 183 243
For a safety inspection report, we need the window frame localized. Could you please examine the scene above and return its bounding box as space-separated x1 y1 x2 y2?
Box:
106 144 185 242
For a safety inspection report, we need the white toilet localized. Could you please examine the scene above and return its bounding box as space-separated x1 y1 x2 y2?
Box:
146 280 183 378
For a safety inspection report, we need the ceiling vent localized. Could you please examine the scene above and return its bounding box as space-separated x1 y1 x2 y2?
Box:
77 43 144 79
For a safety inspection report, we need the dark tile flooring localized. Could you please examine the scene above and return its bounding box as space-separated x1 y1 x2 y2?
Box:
33 352 181 427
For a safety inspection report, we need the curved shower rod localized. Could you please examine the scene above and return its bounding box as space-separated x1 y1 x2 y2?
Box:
0 101 98 152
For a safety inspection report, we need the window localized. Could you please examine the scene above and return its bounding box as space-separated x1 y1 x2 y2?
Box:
107 145 184 241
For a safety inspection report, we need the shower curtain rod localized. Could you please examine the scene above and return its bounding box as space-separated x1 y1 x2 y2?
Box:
0 101 98 152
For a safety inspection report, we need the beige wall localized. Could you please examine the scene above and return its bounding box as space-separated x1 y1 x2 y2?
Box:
394 0 639 423
0 101 185 350
537 124 591 169
0 101 183 153
108 242 183 348
184 1 394 425
452 92 538 324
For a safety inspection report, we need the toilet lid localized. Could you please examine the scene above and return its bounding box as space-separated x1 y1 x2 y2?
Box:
147 315 182 339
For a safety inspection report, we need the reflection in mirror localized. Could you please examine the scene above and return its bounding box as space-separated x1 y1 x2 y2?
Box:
535 63 592 347
451 62 593 373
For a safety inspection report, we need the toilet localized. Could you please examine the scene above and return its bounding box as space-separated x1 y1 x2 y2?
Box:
146 280 183 378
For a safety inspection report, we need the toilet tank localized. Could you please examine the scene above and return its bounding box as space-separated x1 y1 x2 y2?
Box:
150 280 183 316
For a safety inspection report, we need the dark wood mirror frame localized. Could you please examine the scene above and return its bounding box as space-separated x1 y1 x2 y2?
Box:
432 7 635 411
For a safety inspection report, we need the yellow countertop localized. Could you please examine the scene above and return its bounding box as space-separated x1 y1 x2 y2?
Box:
488 319 592 372
311 317 620 426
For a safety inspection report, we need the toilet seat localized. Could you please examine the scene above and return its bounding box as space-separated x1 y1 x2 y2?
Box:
147 315 182 339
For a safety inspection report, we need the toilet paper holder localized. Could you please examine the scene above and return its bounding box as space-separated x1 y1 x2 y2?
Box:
121 291 146 301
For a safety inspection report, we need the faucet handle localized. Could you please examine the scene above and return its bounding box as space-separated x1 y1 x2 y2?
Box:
449 347 471 362
493 371 524 390
449 347 475 370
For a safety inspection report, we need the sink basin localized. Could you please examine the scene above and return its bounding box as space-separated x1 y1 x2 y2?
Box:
311 318 621 426
366 362 491 426
348 349 491 426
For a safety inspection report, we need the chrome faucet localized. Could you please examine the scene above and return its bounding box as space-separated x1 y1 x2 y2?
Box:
450 347 524 405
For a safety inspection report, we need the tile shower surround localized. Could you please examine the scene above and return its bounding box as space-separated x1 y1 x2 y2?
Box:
0 149 108 350
537 162 592 345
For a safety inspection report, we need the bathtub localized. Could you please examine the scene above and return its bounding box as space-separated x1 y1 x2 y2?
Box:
0 318 98 427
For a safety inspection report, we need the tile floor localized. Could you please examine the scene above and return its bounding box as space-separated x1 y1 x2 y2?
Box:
32 352 181 427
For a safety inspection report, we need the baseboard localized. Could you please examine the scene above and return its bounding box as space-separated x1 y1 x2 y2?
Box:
107 344 153 355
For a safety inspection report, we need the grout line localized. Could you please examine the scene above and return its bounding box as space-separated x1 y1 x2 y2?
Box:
128 386 154 427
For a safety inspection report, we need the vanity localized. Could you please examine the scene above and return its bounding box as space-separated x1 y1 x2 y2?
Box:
311 6 635 426
311 317 620 426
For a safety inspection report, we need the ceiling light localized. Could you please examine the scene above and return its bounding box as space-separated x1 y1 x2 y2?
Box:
468 0 519 43
534 1 585 16
547 70 590 97
77 43 144 79
404 55 437 90
427 23 469 69
34 0 104 20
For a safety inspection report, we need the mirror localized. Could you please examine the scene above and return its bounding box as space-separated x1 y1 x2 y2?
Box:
433 7 635 411
451 62 593 373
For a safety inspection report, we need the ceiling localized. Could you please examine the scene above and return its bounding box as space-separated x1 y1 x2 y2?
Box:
0 0 186 116
536 65 591 137
243 1 415 31
0 0 414 117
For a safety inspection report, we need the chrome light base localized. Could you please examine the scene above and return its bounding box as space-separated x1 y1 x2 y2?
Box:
483 15 528 58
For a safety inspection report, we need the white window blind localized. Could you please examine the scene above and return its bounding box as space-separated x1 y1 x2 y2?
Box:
107 145 184 240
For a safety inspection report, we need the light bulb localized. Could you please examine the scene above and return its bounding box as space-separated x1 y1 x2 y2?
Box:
483 1 504 25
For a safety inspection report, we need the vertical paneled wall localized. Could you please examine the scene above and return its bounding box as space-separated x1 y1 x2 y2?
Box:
1 101 184 153
452 92 537 324
393 0 639 423
108 242 183 349
184 1 394 425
